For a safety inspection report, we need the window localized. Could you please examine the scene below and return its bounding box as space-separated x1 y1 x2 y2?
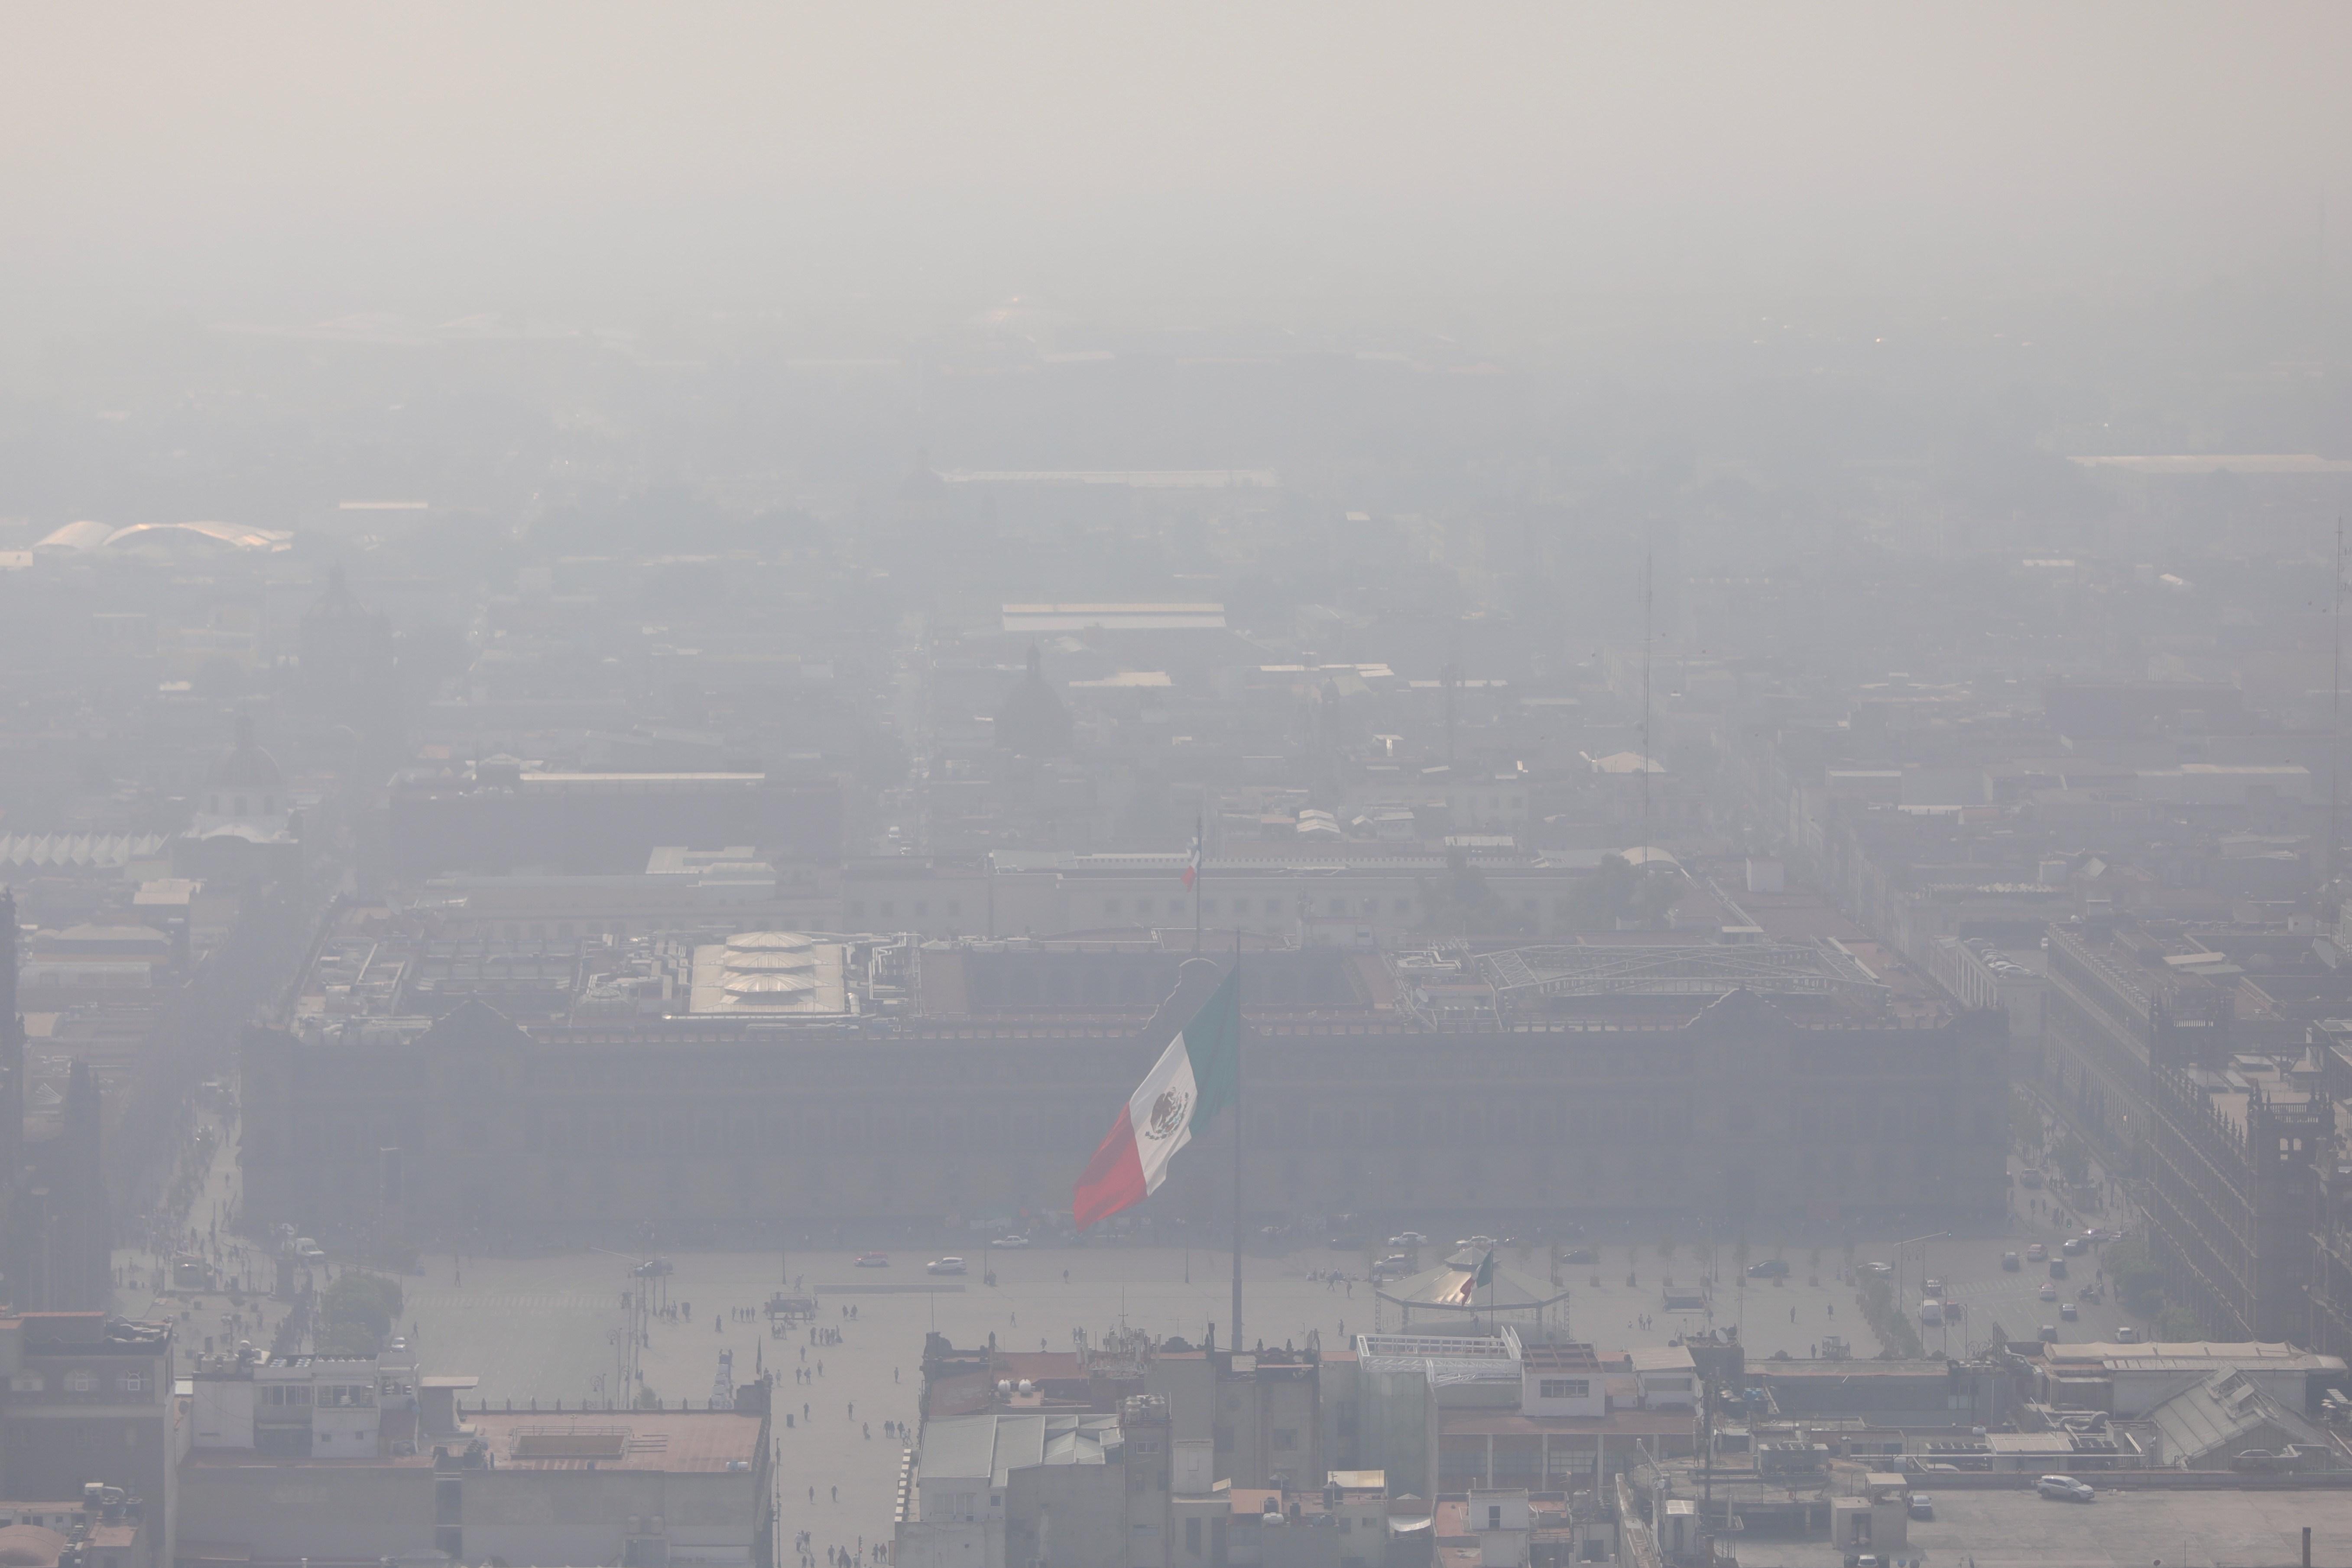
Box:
1539 1379 1589 1399
1273 1427 1298 1450
1650 1377 1692 1391
947 901 961 916
63 1371 95 1394
1185 1519 1202 1556
1168 899 1184 914
848 902 865 917
116 1373 144 1395
879 902 895 918
1265 899 1281 914
1395 899 1411 913
1488 1506 1503 1530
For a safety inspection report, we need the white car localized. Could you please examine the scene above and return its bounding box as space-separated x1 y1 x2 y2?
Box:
2037 1475 2094 1503
926 1256 967 1276
993 1235 1031 1249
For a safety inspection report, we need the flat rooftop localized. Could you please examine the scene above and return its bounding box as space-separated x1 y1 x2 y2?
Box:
182 1410 765 1474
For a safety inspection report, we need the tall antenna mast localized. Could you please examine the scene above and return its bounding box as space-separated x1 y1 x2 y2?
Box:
1641 547 1655 857
2333 517 2345 890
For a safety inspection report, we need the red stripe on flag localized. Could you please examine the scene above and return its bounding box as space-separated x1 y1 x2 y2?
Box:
1072 1105 1148 1230
1181 867 1197 888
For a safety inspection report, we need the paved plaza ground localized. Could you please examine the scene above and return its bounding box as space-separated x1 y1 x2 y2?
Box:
122 1122 2213 1566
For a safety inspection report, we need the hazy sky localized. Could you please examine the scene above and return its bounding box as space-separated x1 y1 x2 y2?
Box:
3 3 2349 334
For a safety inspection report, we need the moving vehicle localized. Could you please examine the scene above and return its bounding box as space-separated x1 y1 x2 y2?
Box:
2049 1259 2068 1280
1389 1232 1427 1248
295 1237 326 1263
2019 1169 2045 1189
993 1235 1031 1248
926 1256 967 1276
1563 1247 1596 1266
1748 1258 1791 1279
2002 1251 2021 1271
855 1252 891 1268
2039 1282 2059 1302
2060 1301 2077 1321
2114 1325 2140 1343
2037 1475 2094 1503
2062 1237 2088 1257
1371 1255 1414 1282
2026 1243 2047 1263
1919 1300 1943 1325
2038 1324 2059 1343
1908 1493 1934 1521
2232 1449 2298 1474
1861 1260 1893 1276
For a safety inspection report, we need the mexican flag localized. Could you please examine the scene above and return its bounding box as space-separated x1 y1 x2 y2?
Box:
1454 1248 1495 1303
1073 970 1240 1229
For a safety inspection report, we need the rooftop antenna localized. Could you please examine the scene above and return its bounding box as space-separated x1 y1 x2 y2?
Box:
2333 516 2345 890
1640 545 1655 862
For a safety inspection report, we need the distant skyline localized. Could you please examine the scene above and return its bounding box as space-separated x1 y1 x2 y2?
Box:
1 3 2348 338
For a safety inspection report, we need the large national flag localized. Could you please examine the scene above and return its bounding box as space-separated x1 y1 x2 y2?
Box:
1453 1248 1495 1303
1073 970 1240 1229
1181 831 1202 889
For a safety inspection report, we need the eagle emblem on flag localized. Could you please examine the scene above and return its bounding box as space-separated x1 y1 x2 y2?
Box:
1145 1087 1191 1140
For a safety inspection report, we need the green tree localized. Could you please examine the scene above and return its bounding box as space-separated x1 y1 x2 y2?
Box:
316 1272 406 1357
2104 1236 2167 1318
2156 1304 2204 1342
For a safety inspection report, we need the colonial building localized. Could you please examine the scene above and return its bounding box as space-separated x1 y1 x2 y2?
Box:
242 922 2007 1247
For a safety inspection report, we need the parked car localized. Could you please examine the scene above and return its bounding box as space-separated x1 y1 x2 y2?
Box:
2002 1251 2021 1272
2060 1301 2078 1321
1861 1260 1894 1276
993 1234 1032 1248
1389 1233 1427 1248
2114 1325 2140 1343
2019 1169 2045 1189
1908 1493 1934 1520
1563 1247 1596 1266
2062 1237 2088 1257
2049 1259 2068 1280
2232 1449 2297 1474
2026 1243 2047 1262
2038 1324 2059 1343
855 1252 891 1268
926 1256 967 1276
2037 1475 2094 1503
2039 1282 2059 1302
1919 1300 1943 1325
1371 1255 1414 1282
1748 1259 1791 1278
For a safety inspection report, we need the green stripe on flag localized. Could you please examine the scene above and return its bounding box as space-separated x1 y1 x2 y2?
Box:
1181 970 1241 1134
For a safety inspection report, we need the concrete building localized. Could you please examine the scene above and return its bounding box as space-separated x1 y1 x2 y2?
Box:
178 1404 773 1568
242 922 2009 1247
0 1315 175 1568
2145 1055 2324 1341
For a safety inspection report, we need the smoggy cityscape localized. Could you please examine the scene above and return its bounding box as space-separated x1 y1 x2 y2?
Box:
4 7 2352 1568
